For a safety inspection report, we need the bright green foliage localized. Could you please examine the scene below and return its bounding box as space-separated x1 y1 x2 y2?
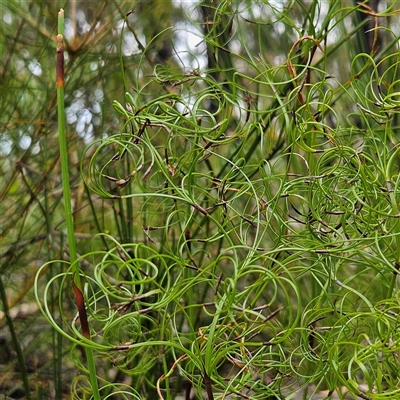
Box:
2 1 400 399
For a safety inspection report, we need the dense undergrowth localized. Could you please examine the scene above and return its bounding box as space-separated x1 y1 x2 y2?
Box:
2 1 400 399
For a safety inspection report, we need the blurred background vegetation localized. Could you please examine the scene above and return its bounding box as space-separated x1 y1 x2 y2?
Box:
1 1 400 399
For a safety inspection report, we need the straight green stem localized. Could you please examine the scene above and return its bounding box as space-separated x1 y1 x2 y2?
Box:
57 8 100 399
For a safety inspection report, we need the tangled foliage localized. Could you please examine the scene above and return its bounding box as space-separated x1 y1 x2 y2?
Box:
32 1 400 399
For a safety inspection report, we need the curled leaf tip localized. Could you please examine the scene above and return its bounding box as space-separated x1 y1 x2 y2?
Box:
59 8 64 16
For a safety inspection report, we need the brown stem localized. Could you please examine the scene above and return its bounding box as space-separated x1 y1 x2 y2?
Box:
203 371 214 400
56 34 64 88
73 280 90 338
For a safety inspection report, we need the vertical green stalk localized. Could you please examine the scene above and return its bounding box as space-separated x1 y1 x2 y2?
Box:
56 9 100 399
56 11 76 269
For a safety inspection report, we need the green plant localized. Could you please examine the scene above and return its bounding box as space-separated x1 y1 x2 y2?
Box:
2 1 400 399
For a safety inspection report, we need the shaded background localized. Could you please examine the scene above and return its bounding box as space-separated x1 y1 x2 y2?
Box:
1 1 399 399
